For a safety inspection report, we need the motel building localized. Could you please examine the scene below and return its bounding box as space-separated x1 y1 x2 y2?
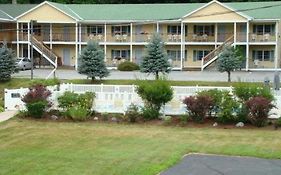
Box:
0 0 280 76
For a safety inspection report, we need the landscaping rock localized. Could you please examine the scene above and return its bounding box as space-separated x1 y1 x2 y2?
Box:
213 122 218 127
236 122 244 127
111 117 118 122
50 115 58 120
93 117 98 121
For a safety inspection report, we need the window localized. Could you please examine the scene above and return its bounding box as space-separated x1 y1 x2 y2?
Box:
253 24 275 35
252 50 274 61
193 50 211 61
111 50 130 60
167 50 181 61
111 25 130 35
87 25 104 35
193 25 214 36
167 25 181 34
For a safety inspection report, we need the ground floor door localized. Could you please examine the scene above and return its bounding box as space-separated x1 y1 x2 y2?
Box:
135 49 143 65
63 48 71 66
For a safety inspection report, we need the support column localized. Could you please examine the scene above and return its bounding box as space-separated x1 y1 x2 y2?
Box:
275 21 279 69
234 22 237 48
50 23 52 49
79 23 82 54
27 22 30 60
16 22 19 57
130 23 133 62
246 21 249 71
156 22 159 33
104 23 107 62
180 22 184 70
75 22 78 70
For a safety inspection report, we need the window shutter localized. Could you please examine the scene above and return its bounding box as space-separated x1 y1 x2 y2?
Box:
270 50 275 62
193 50 197 61
193 25 197 34
252 50 256 61
111 50 114 59
253 25 256 33
185 25 188 36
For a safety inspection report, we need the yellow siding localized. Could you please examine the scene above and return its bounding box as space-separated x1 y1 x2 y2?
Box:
52 45 76 66
18 4 75 23
184 45 215 67
249 45 275 68
183 2 247 22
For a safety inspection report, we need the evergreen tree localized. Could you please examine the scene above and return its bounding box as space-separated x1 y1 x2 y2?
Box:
0 43 17 81
78 40 109 80
140 33 170 79
217 46 242 82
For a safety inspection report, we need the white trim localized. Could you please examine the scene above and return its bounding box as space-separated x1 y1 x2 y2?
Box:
182 20 247 23
182 0 251 20
234 22 237 47
17 20 76 24
75 22 78 70
246 21 249 71
130 23 133 62
27 22 30 60
16 22 19 57
104 23 107 62
275 21 279 69
50 23 52 49
79 23 81 54
180 21 184 69
0 18 14 22
156 22 159 33
15 1 78 21
0 9 14 20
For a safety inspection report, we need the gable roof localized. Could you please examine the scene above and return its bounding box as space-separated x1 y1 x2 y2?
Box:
0 1 280 22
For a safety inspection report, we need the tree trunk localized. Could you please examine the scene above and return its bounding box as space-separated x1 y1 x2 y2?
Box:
155 72 159 80
227 71 231 82
91 77 95 82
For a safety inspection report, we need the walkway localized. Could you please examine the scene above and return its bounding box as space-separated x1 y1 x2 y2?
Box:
13 69 279 82
161 154 281 175
0 111 17 123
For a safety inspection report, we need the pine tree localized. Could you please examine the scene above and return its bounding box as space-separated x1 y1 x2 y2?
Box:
0 43 17 81
217 46 242 82
78 40 109 80
140 33 171 79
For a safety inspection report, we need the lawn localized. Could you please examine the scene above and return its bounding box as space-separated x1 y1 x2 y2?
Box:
0 119 281 175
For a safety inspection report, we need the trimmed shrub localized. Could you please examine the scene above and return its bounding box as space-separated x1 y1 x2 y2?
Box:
124 103 140 123
141 106 160 120
197 89 228 116
22 84 52 118
0 106 4 113
58 91 95 120
68 106 89 121
216 93 240 124
245 96 274 127
183 94 214 123
136 79 173 120
233 84 274 102
117 61 139 71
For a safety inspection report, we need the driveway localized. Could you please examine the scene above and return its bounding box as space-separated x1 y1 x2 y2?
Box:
13 69 279 82
161 154 281 175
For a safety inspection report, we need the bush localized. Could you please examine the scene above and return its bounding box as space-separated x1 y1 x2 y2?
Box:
140 106 160 120
124 103 140 123
179 115 189 125
245 96 274 127
197 89 228 116
58 91 95 111
58 91 95 120
183 94 214 123
117 61 139 71
0 106 4 113
68 106 89 121
274 118 281 128
216 93 240 124
136 79 173 119
233 84 274 102
22 84 52 118
162 116 172 125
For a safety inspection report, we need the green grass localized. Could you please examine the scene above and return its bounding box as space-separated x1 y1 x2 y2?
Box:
0 119 281 175
0 78 262 108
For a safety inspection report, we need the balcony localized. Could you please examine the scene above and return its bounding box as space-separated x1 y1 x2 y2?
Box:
185 33 215 43
106 57 130 67
249 33 276 43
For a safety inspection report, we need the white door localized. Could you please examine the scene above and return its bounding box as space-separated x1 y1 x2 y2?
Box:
63 48 71 66
135 49 143 65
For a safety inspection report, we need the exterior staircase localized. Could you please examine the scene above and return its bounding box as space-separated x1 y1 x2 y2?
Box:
201 35 234 71
30 35 58 79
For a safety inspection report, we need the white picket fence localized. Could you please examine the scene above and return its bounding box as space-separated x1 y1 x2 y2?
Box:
4 83 281 117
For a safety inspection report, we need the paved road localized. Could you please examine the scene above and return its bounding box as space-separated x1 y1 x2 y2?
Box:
13 69 279 82
161 154 281 175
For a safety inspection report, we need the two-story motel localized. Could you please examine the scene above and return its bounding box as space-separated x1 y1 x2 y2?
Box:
0 0 280 75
